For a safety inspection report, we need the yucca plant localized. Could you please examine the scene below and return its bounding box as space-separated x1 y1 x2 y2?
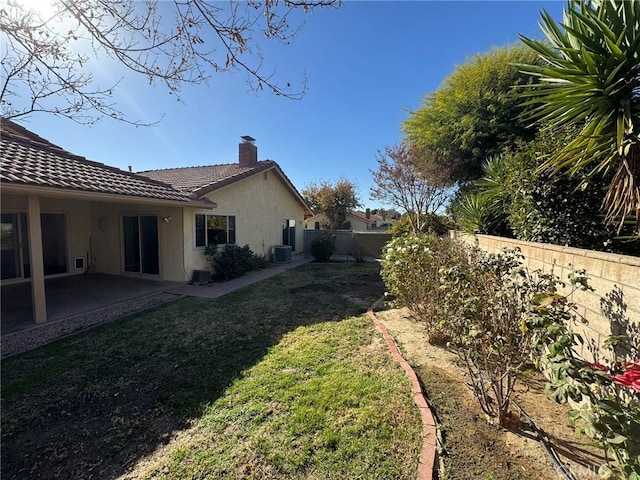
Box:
476 155 510 210
518 0 640 232
458 192 494 234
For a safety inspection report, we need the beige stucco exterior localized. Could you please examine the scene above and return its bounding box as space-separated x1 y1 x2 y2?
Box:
89 201 187 281
184 168 306 274
2 194 91 281
1 190 195 284
2 160 307 327
2 166 306 288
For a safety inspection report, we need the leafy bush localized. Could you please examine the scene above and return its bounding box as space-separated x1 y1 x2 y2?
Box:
349 239 367 263
456 192 495 234
438 247 545 425
450 126 639 254
209 244 267 281
380 234 466 341
388 212 454 237
501 127 619 250
382 232 639 471
456 126 639 253
311 234 335 262
527 276 640 479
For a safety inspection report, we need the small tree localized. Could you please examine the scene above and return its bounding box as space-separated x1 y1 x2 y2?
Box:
310 234 335 262
370 142 450 234
302 178 360 230
387 212 453 237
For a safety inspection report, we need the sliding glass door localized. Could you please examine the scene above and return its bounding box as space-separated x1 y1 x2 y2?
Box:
123 215 159 275
41 213 67 275
1 213 32 280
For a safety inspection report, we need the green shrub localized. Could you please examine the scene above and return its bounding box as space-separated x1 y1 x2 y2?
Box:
501 129 619 250
382 231 639 471
210 244 267 281
379 234 466 341
438 247 542 425
527 278 640 479
349 239 367 262
311 235 335 262
457 192 495 234
388 213 454 237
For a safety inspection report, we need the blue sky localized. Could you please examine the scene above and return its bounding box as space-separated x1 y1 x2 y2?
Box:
15 1 564 210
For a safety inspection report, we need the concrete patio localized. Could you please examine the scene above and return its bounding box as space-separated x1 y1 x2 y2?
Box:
1 255 314 357
1 274 180 336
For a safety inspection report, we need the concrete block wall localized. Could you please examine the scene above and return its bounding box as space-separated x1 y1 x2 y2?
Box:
451 232 640 360
303 230 392 258
304 230 352 256
353 232 393 257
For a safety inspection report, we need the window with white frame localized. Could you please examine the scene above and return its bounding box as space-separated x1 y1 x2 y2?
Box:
195 214 236 247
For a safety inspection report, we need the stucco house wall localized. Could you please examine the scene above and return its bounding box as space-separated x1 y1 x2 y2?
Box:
348 215 370 232
1 194 189 283
1 118 215 324
2 194 91 281
184 170 306 274
41 197 91 276
90 202 186 281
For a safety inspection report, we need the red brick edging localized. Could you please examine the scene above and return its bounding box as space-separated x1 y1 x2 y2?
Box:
367 310 437 480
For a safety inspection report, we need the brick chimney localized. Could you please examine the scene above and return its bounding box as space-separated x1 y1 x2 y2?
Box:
365 208 371 219
239 135 257 166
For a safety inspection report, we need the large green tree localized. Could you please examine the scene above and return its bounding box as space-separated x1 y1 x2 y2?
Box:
519 0 640 228
402 44 540 183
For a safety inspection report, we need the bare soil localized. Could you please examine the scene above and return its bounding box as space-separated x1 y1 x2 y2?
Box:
375 307 607 480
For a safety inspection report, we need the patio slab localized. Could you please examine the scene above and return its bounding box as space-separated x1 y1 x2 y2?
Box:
1 255 315 357
1 274 180 335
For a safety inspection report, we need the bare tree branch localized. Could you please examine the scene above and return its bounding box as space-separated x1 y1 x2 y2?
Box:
0 0 340 125
370 142 451 233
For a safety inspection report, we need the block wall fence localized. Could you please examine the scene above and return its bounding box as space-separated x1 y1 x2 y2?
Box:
450 231 640 360
303 230 392 258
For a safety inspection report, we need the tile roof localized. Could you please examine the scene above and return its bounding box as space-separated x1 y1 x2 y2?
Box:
306 210 396 225
351 210 394 223
141 161 313 215
139 161 277 195
1 119 197 203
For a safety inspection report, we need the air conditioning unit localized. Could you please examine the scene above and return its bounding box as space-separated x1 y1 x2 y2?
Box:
273 245 292 263
191 270 212 284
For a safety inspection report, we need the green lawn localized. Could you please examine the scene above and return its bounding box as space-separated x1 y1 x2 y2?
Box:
1 263 422 479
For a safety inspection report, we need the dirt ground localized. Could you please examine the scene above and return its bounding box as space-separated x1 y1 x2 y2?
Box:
375 307 607 480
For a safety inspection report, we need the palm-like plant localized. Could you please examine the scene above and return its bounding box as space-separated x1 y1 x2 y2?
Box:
518 0 640 229
458 193 494 234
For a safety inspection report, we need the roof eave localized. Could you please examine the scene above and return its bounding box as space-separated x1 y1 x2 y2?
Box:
0 183 215 208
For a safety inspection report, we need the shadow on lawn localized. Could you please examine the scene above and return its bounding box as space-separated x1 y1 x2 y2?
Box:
1 262 385 480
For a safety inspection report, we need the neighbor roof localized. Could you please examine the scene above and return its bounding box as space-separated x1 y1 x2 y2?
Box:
306 210 396 225
0 119 199 203
141 162 312 215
